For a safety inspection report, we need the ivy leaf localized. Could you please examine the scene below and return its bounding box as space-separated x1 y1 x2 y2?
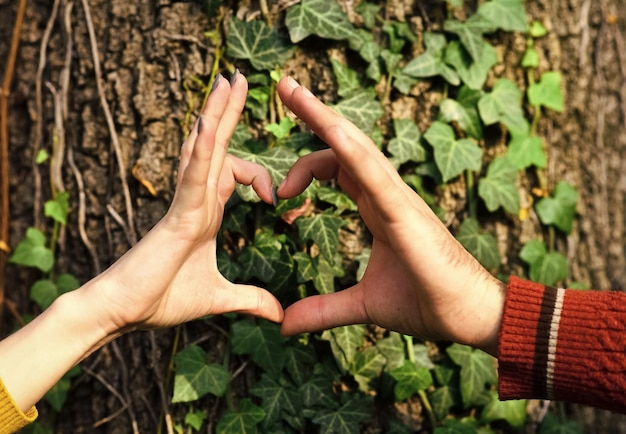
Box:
375 332 405 371
507 131 546 169
519 239 547 266
296 211 344 262
444 40 497 91
429 385 461 421
185 410 207 431
231 319 286 375
172 345 230 402
312 395 371 434
9 227 54 272
434 419 478 434
389 360 433 401
30 274 79 310
300 375 337 409
522 46 540 68
387 119 426 167
331 59 362 97
443 14 497 61
535 181 578 233
528 71 564 112
478 78 529 133
481 391 527 427
478 156 520 214
321 325 366 373
478 0 528 32
250 374 301 427
285 344 317 385
403 32 460 85
285 0 359 44
312 254 345 295
350 346 386 392
446 344 496 408
265 117 296 139
456 218 501 271
520 240 569 287
316 186 357 213
44 366 80 412
216 399 265 434
44 191 70 225
423 121 483 182
530 21 548 38
217 250 242 282
226 17 295 71
438 87 483 140
332 90 384 136
355 2 380 30
239 229 282 282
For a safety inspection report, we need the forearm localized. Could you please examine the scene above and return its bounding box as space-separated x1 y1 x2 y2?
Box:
0 282 114 412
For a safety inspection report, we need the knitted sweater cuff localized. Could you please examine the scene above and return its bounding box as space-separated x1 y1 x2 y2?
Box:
0 376 38 433
497 276 626 413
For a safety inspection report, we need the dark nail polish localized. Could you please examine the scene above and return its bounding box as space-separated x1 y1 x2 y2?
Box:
230 68 240 85
198 116 204 136
211 74 222 92
271 186 278 208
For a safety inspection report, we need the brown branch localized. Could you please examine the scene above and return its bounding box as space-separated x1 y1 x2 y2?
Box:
0 0 28 332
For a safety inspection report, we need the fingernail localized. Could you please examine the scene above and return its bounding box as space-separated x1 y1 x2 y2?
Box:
198 116 204 136
302 87 315 98
271 186 278 208
211 74 222 92
286 76 299 89
230 68 240 85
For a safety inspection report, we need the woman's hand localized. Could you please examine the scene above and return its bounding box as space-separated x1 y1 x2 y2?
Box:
90 73 284 333
276 77 504 356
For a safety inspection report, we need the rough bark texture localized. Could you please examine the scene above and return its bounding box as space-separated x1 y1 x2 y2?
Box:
0 0 625 432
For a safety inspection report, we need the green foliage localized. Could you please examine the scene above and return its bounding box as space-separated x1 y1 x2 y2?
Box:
173 345 230 402
478 156 520 214
389 360 433 401
10 228 54 272
535 181 578 233
520 240 569 286
456 218 501 270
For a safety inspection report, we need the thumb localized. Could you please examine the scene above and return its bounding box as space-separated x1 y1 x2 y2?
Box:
214 282 284 323
280 285 368 335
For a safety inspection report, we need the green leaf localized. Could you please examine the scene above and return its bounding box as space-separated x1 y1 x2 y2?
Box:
389 360 433 401
387 119 425 167
250 374 301 427
239 229 282 282
44 192 70 224
375 332 405 371
507 131 546 169
478 156 520 214
226 17 295 71
231 319 286 375
36 149 49 164
285 0 359 43
519 239 547 266
434 419 478 434
429 385 461 421
284 344 316 385
321 325 366 373
478 0 528 32
528 71 564 112
443 14 497 61
185 410 207 431
296 211 344 261
423 121 483 182
529 21 548 38
535 181 578 233
300 375 337 409
316 187 357 213
456 218 501 270
312 254 345 295
9 227 54 272
403 32 460 85
478 78 529 133
539 414 584 434
265 117 296 139
438 89 483 140
520 240 568 286
216 398 265 434
218 250 242 282
332 90 384 136
30 279 58 310
522 47 540 68
355 2 380 30
444 40 497 91
446 344 497 408
481 391 527 427
350 346 386 391
312 395 371 434
331 59 362 98
172 345 230 402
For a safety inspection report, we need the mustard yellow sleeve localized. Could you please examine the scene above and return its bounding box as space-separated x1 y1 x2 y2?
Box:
0 376 38 433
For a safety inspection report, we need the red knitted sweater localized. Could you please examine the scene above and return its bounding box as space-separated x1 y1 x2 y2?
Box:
498 276 626 413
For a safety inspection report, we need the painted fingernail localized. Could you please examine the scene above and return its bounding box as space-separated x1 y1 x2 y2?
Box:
271 186 278 208
211 73 222 92
286 76 299 89
198 115 204 136
230 68 240 85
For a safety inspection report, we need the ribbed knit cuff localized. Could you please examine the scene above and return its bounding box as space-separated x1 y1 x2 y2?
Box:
0 376 38 434
498 276 626 414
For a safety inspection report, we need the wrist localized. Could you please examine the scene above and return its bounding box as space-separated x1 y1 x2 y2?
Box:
469 276 505 357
